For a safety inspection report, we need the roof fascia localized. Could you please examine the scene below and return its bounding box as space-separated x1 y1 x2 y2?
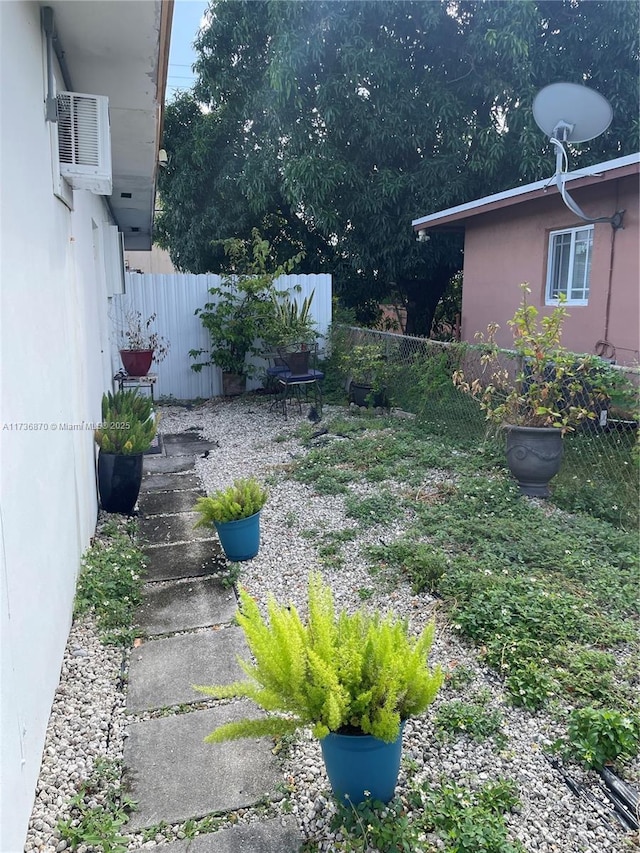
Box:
412 153 640 231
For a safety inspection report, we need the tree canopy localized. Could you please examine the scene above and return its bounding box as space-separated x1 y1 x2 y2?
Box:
157 0 639 334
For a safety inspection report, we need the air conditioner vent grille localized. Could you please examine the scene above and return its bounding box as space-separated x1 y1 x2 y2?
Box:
56 92 112 195
58 93 102 166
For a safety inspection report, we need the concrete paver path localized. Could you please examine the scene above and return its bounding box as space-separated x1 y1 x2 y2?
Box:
123 434 303 850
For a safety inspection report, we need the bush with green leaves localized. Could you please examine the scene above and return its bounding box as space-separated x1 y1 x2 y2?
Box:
453 283 617 434
559 707 640 769
193 478 268 525
195 572 443 743
189 229 304 377
94 389 156 454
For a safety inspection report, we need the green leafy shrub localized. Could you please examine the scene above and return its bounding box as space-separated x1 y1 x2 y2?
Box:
195 573 443 743
453 283 614 434
94 389 156 454
193 478 268 525
560 707 640 768
74 520 145 645
189 229 304 377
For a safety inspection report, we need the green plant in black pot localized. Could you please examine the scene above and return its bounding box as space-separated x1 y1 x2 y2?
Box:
340 342 391 408
94 390 157 514
194 572 443 804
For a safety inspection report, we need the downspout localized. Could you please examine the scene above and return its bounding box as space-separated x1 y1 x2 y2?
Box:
595 179 622 362
41 6 73 120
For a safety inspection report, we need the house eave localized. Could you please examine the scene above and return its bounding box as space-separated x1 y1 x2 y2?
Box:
412 153 640 234
48 0 174 250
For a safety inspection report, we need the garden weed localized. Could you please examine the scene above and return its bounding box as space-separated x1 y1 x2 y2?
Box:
74 520 145 645
435 697 505 745
57 759 134 853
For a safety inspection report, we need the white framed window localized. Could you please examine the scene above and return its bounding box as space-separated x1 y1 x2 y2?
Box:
545 225 593 305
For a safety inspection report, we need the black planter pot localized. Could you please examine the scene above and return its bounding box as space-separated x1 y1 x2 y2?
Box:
222 372 246 396
505 425 563 498
97 451 144 514
349 382 389 409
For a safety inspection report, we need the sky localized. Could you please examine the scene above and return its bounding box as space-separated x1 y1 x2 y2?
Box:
166 0 210 101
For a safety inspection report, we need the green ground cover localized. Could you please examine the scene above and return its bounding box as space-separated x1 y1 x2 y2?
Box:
293 411 639 715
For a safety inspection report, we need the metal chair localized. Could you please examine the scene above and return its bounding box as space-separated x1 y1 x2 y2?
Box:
270 346 324 418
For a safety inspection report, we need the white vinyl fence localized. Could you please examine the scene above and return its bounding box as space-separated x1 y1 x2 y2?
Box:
112 273 332 400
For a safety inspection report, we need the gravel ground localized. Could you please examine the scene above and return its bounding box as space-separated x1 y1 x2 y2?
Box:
25 398 637 853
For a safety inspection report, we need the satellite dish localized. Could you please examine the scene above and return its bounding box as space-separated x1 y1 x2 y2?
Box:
532 81 623 229
533 82 613 143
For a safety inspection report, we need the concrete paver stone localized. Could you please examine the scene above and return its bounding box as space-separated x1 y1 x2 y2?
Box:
142 540 226 582
126 628 248 713
148 817 303 852
140 472 201 493
144 456 196 474
136 577 237 636
164 437 220 458
139 512 216 546
123 704 281 830
138 489 204 517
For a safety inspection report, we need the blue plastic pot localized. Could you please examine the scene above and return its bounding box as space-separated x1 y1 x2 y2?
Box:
214 511 261 561
320 723 405 805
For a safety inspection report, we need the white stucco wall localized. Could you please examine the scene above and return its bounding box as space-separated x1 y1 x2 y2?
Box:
0 4 116 849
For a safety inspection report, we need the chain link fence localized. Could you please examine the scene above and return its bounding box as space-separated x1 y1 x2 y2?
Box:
328 325 639 530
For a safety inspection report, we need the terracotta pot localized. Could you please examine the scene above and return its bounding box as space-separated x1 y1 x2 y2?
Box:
120 349 154 376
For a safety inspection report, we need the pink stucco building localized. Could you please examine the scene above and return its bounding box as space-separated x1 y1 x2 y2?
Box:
413 153 639 366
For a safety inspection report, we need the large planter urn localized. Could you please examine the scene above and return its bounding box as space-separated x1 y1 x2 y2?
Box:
97 450 144 514
320 723 405 805
119 349 154 377
505 425 564 498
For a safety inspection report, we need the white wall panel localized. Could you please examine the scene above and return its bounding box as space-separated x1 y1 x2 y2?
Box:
116 273 332 400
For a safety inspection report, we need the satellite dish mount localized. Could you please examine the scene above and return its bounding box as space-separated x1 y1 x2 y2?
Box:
532 82 624 230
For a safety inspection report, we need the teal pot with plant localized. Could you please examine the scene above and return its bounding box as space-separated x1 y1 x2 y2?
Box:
194 573 443 806
215 513 261 561
94 389 157 513
505 425 563 497
194 478 268 561
320 722 406 804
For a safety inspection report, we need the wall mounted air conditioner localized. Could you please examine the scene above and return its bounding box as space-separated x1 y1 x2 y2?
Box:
57 92 112 195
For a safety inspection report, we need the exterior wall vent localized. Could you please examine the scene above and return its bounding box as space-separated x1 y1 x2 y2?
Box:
56 92 112 195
